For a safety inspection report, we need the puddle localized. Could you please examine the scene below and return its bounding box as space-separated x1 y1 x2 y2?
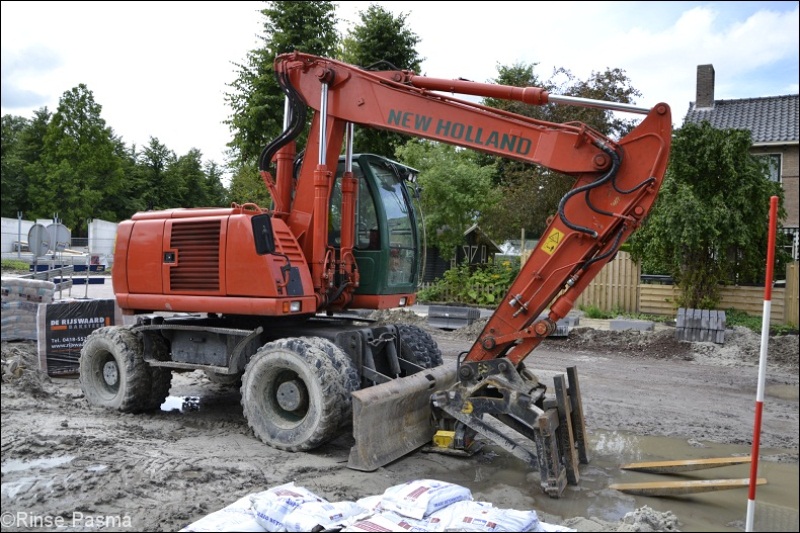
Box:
0 455 74 474
467 430 799 532
160 395 201 413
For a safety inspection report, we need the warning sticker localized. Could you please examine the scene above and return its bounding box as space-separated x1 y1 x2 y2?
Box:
541 228 565 255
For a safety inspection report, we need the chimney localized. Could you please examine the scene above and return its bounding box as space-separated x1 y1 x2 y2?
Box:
696 64 715 109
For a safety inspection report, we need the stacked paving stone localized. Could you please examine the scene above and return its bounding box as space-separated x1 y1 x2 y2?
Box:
675 308 726 344
1 277 55 341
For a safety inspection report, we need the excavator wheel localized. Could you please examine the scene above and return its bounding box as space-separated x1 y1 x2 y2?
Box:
307 337 360 427
398 324 443 368
140 333 172 410
240 337 346 452
80 326 158 413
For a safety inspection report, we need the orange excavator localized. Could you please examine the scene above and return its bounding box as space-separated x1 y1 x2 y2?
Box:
79 52 671 498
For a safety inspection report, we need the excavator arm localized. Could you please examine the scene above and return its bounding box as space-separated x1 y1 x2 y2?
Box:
272 51 671 364
269 52 672 495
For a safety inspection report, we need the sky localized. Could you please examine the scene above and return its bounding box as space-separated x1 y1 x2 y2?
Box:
2 1 798 181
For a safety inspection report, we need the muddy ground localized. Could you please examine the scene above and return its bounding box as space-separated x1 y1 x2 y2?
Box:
1 310 798 532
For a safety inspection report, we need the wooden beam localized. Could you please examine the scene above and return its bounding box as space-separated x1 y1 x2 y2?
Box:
610 478 766 496
620 456 751 474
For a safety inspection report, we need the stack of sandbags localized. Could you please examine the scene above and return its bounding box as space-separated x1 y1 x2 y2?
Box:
180 479 574 532
1 277 55 341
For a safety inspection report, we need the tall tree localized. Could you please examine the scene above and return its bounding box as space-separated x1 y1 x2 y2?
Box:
135 137 179 210
28 85 124 231
2 109 52 219
479 62 643 242
396 140 499 260
203 161 230 206
225 1 339 167
1 115 31 218
340 4 422 157
628 121 787 309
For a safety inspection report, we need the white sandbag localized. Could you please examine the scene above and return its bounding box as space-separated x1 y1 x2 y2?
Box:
376 510 448 532
431 500 538 532
534 522 577 532
380 479 473 520
356 494 383 513
342 513 408 532
282 500 369 532
179 495 266 532
250 482 326 532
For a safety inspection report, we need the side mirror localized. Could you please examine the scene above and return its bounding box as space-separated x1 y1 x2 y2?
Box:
251 214 276 255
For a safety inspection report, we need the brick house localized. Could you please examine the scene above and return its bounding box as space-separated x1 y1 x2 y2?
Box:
684 64 799 260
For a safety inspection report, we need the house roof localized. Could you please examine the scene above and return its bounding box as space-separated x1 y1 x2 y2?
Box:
463 223 502 253
684 94 799 144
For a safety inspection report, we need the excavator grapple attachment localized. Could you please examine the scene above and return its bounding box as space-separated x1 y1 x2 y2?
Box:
348 363 457 471
430 361 589 498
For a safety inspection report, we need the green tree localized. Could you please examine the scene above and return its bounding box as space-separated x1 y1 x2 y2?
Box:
628 121 786 309
1 114 31 217
135 137 179 210
479 62 642 242
0 109 52 219
396 140 499 260
28 85 125 231
204 161 230 206
224 1 339 166
172 148 209 207
340 3 422 156
227 160 271 207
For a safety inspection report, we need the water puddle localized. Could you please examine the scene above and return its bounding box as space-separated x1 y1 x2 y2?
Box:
469 430 798 532
0 455 74 473
160 395 201 413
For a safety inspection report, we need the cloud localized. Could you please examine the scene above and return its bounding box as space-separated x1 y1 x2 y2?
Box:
0 45 63 109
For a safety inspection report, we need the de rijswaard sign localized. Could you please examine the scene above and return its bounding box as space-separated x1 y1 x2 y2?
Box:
37 299 121 376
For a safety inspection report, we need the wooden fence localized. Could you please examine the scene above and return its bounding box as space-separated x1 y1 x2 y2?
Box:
572 254 799 326
420 255 800 326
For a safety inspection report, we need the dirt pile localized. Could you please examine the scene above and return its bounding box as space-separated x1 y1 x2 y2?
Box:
438 317 798 371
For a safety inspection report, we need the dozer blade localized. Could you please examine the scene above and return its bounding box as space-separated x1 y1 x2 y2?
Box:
348 363 457 471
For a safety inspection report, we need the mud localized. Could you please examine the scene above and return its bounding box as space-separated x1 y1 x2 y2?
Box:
1 313 798 532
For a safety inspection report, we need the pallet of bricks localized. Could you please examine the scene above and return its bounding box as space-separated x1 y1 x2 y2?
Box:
1 277 55 341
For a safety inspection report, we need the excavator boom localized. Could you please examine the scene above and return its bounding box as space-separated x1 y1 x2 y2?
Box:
273 52 671 366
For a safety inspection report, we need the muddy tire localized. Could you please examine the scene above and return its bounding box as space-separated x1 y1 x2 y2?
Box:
79 326 152 413
143 335 172 410
307 337 360 426
398 324 443 368
240 338 345 451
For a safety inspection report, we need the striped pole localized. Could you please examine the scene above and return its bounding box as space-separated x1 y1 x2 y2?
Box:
745 195 779 532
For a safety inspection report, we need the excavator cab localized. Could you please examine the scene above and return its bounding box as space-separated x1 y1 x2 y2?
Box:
329 153 421 304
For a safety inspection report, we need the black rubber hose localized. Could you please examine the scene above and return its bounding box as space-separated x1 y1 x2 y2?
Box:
557 142 622 238
258 70 308 172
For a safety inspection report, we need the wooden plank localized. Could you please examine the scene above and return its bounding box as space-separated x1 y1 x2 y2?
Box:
620 456 751 473
610 478 766 496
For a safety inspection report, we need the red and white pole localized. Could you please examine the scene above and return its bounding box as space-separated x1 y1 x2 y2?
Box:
745 196 779 532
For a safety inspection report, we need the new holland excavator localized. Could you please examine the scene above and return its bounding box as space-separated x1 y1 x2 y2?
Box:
78 52 671 498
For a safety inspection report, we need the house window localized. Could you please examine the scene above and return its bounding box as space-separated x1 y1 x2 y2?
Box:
756 154 782 183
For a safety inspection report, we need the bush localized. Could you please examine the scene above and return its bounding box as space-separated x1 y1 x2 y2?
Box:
417 259 520 307
725 308 797 335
